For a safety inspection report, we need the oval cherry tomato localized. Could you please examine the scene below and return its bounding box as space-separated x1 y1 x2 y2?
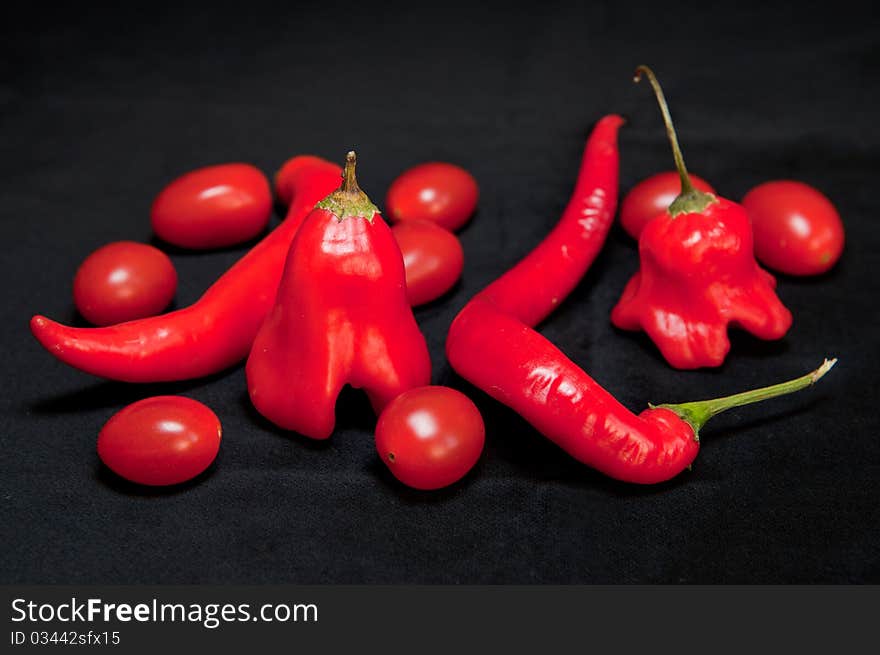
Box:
620 171 716 239
97 396 222 486
151 163 272 249
73 241 177 326
375 386 484 490
742 180 844 276
385 162 479 231
392 220 464 306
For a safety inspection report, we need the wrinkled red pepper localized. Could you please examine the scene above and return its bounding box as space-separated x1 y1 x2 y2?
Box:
30 156 342 383
247 152 431 439
447 115 833 484
611 66 792 369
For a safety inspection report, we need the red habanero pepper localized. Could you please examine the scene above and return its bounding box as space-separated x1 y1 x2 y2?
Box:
446 115 834 484
610 66 792 369
246 152 431 439
30 156 342 383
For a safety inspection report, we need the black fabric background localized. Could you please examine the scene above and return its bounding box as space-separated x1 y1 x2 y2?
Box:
2 0 878 584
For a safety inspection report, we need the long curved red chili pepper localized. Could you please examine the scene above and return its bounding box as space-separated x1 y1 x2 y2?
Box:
30 157 342 383
446 115 834 484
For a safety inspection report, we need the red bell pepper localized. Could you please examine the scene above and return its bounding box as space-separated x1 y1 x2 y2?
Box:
246 152 431 439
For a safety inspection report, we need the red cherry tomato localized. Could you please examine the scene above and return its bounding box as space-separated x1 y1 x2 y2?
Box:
73 241 177 326
620 171 716 239
97 396 222 486
151 163 272 249
375 386 484 490
391 221 464 306
385 162 479 231
742 180 844 276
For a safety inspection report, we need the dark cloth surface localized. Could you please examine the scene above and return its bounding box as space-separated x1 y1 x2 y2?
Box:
2 0 878 584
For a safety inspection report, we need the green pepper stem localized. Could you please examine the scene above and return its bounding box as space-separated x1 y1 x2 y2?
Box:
634 65 717 216
315 150 379 222
634 65 693 195
652 358 837 440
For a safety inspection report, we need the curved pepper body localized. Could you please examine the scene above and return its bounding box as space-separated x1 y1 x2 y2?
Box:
611 198 792 368
30 157 343 383
446 115 702 483
246 207 431 439
477 118 621 327
447 300 698 483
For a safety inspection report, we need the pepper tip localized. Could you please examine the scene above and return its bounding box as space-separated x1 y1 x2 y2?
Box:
30 314 50 332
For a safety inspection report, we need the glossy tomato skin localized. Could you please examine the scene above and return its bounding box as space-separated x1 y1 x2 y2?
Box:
742 180 844 276
391 220 464 306
375 386 484 490
620 171 715 239
385 162 478 231
73 241 177 326
151 163 272 249
97 396 222 486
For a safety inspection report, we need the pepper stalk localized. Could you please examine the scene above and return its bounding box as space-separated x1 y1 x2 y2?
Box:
652 358 837 441
634 65 718 217
315 151 379 222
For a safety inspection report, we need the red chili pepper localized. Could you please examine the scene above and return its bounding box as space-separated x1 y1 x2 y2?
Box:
30 156 342 383
246 152 431 439
610 66 792 369
446 115 834 484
